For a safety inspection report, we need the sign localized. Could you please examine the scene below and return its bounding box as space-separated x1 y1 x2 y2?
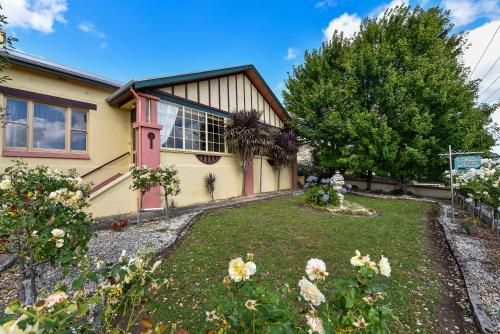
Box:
454 155 482 171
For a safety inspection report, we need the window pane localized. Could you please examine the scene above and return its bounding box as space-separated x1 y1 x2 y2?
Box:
71 110 87 130
33 103 66 150
71 130 86 151
6 99 27 122
5 123 27 147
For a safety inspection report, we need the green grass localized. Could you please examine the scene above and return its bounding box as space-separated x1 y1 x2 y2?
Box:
152 194 441 332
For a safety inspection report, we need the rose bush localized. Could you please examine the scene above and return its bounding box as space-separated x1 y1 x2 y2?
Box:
204 251 395 333
0 160 92 303
0 252 168 334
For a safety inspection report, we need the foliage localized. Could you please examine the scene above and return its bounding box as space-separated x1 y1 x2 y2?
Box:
452 159 500 208
224 109 271 195
156 165 181 218
460 217 478 235
284 5 496 184
0 160 92 303
0 6 17 125
268 128 299 189
304 184 342 208
297 164 333 179
129 165 158 194
203 251 395 333
204 172 217 201
0 252 168 334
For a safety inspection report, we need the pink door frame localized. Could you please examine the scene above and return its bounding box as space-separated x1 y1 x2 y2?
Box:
132 91 163 209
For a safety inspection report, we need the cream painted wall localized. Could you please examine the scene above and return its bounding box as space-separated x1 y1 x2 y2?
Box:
160 150 243 205
89 173 138 217
0 65 132 177
253 156 292 193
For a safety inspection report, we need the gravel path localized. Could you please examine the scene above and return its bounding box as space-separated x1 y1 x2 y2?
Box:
441 205 500 333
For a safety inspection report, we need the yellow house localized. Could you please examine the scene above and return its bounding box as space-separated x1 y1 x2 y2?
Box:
0 50 296 217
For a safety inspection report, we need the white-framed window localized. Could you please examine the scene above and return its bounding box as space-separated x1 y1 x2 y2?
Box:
157 101 226 153
4 97 88 152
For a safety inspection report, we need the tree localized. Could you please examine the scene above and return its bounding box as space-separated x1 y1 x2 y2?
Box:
284 5 496 188
224 110 270 195
0 5 17 125
269 128 299 189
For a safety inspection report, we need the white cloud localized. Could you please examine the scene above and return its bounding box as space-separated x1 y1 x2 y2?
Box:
370 0 409 19
285 47 299 60
2 0 67 33
315 0 336 10
99 41 107 49
78 21 106 39
443 0 500 27
323 12 361 40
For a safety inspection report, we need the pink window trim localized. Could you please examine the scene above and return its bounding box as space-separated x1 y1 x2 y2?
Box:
2 150 90 160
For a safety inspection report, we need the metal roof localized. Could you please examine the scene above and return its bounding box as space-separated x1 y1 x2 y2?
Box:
2 49 123 89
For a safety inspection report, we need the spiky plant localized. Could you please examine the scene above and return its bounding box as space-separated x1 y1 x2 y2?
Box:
269 128 299 189
224 110 271 195
204 172 217 201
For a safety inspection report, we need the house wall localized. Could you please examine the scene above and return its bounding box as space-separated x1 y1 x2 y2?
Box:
159 73 284 128
159 150 292 206
0 65 132 176
89 173 137 217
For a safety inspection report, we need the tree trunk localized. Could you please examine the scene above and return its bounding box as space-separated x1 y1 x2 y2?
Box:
399 176 408 194
259 156 263 193
137 192 144 224
164 191 169 220
15 258 26 304
367 170 373 191
277 168 281 190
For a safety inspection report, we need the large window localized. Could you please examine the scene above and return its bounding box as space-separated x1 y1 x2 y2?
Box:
157 101 225 153
4 98 88 152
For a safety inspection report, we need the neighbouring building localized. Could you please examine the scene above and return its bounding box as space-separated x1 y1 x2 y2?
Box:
0 50 296 217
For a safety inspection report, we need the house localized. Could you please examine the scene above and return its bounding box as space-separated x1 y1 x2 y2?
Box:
0 50 296 217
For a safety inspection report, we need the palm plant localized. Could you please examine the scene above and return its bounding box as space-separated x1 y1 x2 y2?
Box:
269 128 299 189
204 172 217 201
224 110 271 195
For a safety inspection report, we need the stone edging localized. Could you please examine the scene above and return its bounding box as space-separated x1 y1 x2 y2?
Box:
351 191 494 334
437 206 495 334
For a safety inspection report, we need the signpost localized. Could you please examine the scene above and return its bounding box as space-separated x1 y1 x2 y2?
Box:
439 146 483 223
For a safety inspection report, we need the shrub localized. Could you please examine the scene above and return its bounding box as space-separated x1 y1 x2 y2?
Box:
204 172 217 201
460 217 478 235
0 160 92 303
204 251 395 333
0 252 168 333
304 185 341 207
298 164 332 179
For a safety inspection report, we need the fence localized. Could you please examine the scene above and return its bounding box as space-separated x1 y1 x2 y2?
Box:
454 192 500 240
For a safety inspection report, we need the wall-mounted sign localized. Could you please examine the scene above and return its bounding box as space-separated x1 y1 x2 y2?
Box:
454 155 482 171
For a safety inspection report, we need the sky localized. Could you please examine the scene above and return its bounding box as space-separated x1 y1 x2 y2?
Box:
2 0 500 148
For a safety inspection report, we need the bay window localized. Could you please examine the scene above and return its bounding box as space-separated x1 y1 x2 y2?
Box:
4 97 88 153
157 101 225 153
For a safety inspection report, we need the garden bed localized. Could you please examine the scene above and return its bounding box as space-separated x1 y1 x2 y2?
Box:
150 194 478 333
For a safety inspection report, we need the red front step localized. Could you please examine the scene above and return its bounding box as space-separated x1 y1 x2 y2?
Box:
91 173 123 193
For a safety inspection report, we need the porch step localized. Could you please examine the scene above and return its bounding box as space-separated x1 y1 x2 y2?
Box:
91 173 124 193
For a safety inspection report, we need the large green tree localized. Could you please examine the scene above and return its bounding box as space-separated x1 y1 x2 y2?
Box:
284 5 497 186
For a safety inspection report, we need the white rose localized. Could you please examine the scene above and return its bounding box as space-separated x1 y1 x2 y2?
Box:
298 277 325 306
306 313 325 334
51 229 65 238
305 258 328 281
228 258 257 282
0 178 12 190
55 239 64 248
378 255 391 277
350 250 370 267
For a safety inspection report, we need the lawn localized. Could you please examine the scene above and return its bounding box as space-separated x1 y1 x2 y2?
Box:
152 194 441 332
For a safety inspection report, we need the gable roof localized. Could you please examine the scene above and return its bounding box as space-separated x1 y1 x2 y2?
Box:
1 49 123 89
106 65 289 121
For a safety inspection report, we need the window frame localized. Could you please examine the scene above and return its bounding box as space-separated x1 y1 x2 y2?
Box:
3 96 89 154
159 101 227 154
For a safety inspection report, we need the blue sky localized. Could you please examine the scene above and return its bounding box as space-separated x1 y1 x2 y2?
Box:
3 0 500 106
